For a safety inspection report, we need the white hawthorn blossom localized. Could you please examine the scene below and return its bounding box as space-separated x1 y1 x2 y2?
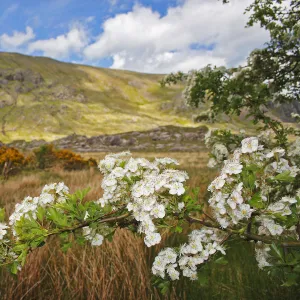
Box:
207 157 218 168
83 227 104 246
178 202 185 211
212 143 229 163
223 161 243 175
241 137 259 153
255 242 272 269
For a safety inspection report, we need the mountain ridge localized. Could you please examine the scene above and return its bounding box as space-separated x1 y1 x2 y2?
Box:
0 52 196 143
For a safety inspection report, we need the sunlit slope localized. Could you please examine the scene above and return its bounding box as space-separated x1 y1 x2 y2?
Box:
0 52 194 143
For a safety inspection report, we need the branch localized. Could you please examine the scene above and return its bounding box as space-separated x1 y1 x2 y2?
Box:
186 214 300 247
46 212 131 237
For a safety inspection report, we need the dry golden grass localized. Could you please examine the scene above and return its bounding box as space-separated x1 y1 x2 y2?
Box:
0 168 102 216
0 152 209 300
1 231 176 300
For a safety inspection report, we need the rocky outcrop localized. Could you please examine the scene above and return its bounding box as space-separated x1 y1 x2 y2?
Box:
0 69 44 86
268 100 300 122
7 125 208 152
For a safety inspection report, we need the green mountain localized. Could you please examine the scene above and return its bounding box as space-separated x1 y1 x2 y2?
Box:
0 52 197 143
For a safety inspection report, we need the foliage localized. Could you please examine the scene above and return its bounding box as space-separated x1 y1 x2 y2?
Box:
161 0 300 146
54 149 97 170
34 144 97 170
0 146 32 179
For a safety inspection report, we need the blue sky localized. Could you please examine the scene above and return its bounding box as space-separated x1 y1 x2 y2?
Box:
0 0 269 73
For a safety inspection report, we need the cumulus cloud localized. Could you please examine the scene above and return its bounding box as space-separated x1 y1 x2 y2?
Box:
0 26 35 50
84 0 269 73
28 25 89 59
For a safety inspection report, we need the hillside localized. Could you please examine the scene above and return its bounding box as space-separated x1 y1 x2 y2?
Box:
0 52 298 145
0 52 198 143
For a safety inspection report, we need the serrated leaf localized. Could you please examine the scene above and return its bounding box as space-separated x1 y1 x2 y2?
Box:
249 193 264 209
274 171 294 183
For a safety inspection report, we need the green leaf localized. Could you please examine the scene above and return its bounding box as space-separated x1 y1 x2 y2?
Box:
36 207 46 222
197 270 209 286
30 237 46 248
13 243 29 253
175 226 183 233
242 170 256 190
61 242 72 253
158 281 170 295
105 229 116 242
47 208 69 227
214 257 228 265
274 171 294 183
244 164 260 172
271 243 284 262
75 187 91 201
281 273 298 287
249 193 264 209
10 262 19 275
75 235 86 246
293 264 300 273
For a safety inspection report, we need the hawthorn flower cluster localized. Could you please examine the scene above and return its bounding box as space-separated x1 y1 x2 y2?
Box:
9 183 69 236
98 152 188 247
207 137 261 228
152 227 226 280
209 138 299 227
150 135 300 281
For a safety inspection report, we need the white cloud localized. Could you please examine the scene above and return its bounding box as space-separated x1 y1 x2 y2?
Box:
0 26 35 50
28 25 89 59
110 50 226 73
84 0 269 73
86 16 95 23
